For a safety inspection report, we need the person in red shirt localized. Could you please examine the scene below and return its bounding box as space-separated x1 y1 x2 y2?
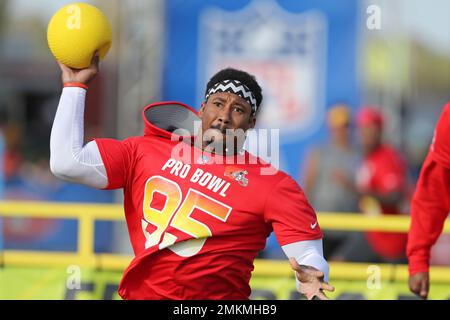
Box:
49 54 334 300
354 107 409 262
407 102 450 299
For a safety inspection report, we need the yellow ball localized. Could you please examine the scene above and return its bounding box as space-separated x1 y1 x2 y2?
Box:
47 3 112 69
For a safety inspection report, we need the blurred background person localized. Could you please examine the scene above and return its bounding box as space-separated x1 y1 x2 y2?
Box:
351 106 410 263
303 104 360 260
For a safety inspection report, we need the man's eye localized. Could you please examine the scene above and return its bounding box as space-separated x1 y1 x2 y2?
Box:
234 108 244 113
214 102 222 107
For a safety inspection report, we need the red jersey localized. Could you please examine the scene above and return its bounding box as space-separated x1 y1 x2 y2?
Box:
407 102 450 275
356 144 409 260
95 102 322 300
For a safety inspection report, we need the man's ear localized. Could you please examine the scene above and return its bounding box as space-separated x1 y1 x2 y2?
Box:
198 102 206 118
249 115 256 129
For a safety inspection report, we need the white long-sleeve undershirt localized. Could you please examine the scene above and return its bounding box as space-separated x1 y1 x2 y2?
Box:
50 87 108 189
282 239 330 287
49 87 329 285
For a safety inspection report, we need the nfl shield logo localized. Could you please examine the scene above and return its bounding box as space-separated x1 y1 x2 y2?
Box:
198 0 328 143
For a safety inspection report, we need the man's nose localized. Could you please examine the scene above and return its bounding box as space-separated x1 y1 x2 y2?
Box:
217 105 232 124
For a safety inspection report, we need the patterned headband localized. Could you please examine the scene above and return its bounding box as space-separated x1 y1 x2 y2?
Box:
205 79 258 114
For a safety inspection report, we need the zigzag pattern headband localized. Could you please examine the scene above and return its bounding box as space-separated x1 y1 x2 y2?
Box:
205 80 258 114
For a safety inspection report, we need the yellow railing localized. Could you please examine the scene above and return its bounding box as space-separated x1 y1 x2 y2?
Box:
0 201 449 282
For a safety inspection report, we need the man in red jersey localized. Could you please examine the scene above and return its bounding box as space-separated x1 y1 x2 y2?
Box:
50 54 334 300
407 102 450 299
354 107 409 263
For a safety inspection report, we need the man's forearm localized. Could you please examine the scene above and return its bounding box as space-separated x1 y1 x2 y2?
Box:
282 239 329 283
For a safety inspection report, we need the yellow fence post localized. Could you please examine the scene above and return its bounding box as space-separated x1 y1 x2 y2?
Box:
77 212 95 268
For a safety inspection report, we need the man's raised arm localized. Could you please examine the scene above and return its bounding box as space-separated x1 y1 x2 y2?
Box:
50 53 108 189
